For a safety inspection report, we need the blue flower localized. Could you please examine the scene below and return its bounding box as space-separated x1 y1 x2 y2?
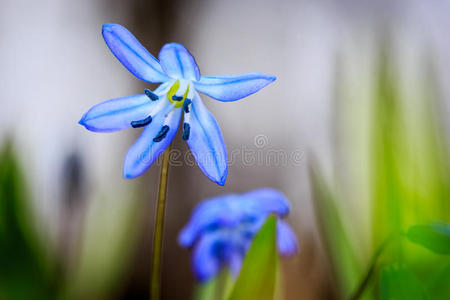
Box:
79 24 276 185
178 188 299 282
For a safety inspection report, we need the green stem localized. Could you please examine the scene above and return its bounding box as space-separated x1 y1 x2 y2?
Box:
150 144 172 300
215 269 233 300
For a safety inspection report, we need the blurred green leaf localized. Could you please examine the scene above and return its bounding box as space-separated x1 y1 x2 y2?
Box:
371 45 450 255
228 215 278 300
329 39 450 299
370 49 407 254
195 269 233 300
310 165 361 297
425 260 450 300
380 264 427 300
406 223 450 255
349 236 393 300
0 140 56 299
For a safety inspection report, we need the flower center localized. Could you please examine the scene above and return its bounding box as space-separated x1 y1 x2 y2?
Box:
167 80 190 108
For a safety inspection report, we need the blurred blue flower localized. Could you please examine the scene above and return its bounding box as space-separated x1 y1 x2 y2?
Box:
79 24 276 185
178 188 299 282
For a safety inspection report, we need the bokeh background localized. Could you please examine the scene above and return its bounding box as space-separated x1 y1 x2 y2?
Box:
1 0 450 299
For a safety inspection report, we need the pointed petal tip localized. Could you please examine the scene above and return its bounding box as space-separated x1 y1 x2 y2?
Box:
78 117 86 126
203 164 228 186
123 162 143 179
211 176 227 186
204 174 226 186
78 115 98 132
123 170 138 179
102 23 113 30
258 73 276 85
163 42 184 48
102 23 119 34
217 170 228 186
195 73 277 102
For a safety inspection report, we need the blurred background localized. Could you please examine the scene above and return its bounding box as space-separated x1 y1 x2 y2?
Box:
1 0 450 299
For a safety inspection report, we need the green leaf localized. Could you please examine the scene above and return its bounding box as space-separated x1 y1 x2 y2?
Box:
406 223 450 255
426 260 450 300
380 264 427 300
0 140 56 299
370 47 409 254
309 165 361 297
195 269 233 300
228 215 279 300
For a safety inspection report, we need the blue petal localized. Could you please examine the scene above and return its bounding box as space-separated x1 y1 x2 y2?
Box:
241 188 290 217
276 220 299 256
192 233 222 282
123 106 181 178
102 24 169 83
243 214 269 236
158 43 200 81
194 73 276 102
186 92 228 185
178 188 289 247
228 252 243 278
79 94 157 132
178 194 244 247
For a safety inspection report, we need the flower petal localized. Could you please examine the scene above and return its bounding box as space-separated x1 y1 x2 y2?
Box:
241 188 290 217
178 188 290 247
186 92 227 185
102 24 169 83
228 252 243 278
276 220 299 257
178 194 243 247
194 73 276 102
192 233 222 282
158 43 200 81
123 106 181 178
79 94 158 132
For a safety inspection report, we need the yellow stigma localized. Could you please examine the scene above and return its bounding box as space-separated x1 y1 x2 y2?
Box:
167 80 190 108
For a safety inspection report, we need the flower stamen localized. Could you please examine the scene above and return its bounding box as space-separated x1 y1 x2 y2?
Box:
183 98 192 113
182 123 190 140
131 115 152 128
144 89 159 101
153 125 170 142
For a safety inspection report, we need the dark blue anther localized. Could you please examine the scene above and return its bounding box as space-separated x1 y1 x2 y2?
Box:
183 98 192 113
131 115 152 128
144 89 159 101
182 122 190 141
153 125 170 142
172 95 183 101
